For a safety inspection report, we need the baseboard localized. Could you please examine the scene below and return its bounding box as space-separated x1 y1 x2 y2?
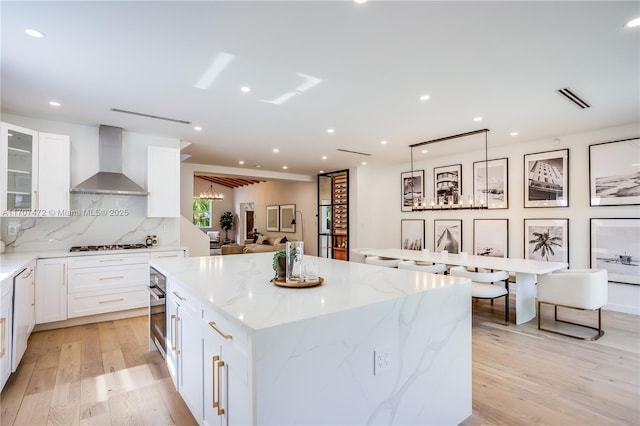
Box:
603 303 640 316
33 307 147 332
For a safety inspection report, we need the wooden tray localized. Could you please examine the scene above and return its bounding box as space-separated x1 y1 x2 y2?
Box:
272 277 324 288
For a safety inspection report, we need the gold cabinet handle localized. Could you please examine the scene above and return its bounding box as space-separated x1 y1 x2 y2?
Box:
157 254 178 258
213 355 226 416
34 190 38 210
170 314 180 354
99 275 124 280
212 355 219 409
208 321 232 340
31 281 35 306
99 298 124 304
21 268 33 279
173 291 186 301
0 317 5 358
99 258 124 262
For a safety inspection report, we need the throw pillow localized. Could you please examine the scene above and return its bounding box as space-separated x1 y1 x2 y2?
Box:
280 236 288 243
256 235 268 245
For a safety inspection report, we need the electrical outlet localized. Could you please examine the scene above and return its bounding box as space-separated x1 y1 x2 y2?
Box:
373 346 393 376
7 223 19 236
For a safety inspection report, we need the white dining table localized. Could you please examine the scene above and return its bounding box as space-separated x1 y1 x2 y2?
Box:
359 248 568 325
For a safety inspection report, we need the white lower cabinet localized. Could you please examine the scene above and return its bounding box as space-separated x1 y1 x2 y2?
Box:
166 281 203 421
12 261 36 371
1 277 13 391
203 312 251 426
35 258 67 324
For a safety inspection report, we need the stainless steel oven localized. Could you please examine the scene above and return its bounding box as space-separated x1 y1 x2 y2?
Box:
149 267 166 358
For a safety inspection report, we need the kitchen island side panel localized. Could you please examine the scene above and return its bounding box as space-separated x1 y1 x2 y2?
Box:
253 281 471 425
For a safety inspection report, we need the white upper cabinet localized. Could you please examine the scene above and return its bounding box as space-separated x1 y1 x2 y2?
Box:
1 122 70 216
147 146 179 217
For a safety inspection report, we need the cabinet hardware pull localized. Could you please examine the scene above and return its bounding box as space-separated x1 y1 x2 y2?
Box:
0 318 5 358
170 314 180 354
217 357 226 416
31 282 35 306
212 355 219 409
99 298 124 304
21 269 33 279
208 321 232 340
157 254 177 258
34 190 38 210
99 275 124 280
173 291 186 301
99 258 124 262
63 264 66 285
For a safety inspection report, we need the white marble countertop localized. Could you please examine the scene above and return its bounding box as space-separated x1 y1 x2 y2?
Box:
0 246 186 283
150 252 469 332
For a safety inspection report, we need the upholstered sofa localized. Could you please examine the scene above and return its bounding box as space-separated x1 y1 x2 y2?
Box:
221 235 289 255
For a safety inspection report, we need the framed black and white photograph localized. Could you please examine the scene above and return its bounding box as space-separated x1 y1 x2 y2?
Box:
590 218 640 285
401 170 424 212
473 158 508 209
434 164 462 205
524 218 569 263
279 204 296 233
401 219 425 250
589 138 640 206
266 205 280 232
524 149 569 208
473 219 508 258
434 219 462 253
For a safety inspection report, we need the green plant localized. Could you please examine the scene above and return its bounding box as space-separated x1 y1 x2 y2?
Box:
220 211 233 240
272 249 288 273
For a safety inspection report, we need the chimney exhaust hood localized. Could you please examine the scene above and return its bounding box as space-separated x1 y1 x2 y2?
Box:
70 125 148 196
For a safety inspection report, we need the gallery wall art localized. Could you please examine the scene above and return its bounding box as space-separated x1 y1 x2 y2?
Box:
401 170 424 212
590 218 640 285
434 164 462 205
473 158 508 209
524 149 569 208
524 218 569 263
401 219 425 250
589 138 640 206
473 219 508 258
434 219 462 253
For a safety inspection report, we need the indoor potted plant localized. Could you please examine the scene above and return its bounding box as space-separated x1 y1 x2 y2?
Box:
272 249 287 280
220 211 234 243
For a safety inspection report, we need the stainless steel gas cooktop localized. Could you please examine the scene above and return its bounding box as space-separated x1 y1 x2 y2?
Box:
69 243 148 252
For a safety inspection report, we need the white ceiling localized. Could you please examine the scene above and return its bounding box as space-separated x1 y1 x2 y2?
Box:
2 1 639 177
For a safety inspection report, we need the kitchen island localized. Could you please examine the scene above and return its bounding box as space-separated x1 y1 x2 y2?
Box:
151 252 472 425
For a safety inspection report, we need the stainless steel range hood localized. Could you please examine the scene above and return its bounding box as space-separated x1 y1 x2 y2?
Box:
70 125 148 196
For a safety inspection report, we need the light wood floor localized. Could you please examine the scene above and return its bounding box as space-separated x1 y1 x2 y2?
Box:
1 302 638 425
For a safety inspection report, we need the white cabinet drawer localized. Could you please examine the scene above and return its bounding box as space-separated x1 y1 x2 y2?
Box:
150 250 185 260
68 253 149 269
68 264 147 293
67 286 148 318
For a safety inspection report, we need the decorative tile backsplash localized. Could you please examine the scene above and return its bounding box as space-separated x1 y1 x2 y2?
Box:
1 194 178 252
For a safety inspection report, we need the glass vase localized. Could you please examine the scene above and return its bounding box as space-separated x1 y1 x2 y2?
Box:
286 241 304 283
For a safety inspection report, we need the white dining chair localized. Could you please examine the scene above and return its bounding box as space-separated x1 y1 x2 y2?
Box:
398 260 448 274
365 256 400 268
536 268 608 341
449 266 510 325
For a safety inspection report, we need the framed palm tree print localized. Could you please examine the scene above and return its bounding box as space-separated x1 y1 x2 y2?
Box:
524 218 569 263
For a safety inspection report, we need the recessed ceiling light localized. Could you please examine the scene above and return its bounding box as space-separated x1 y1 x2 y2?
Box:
240 86 251 93
421 149 428 154
321 156 327 160
361 161 367 166
473 116 483 122
273 148 279 153
194 126 202 131
625 17 640 28
49 101 61 107
354 0 368 4
327 128 334 134
238 160 245 165
282 166 288 170
380 140 387 145
510 131 519 136
419 94 430 101
25 28 45 38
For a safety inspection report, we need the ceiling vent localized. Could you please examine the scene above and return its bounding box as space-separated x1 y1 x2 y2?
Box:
556 88 591 109
336 148 371 156
111 108 191 124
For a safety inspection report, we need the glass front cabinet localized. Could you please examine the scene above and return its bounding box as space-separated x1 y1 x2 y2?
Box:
1 122 70 215
317 170 349 261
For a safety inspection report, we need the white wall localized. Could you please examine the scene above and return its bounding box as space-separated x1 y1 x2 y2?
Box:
352 122 640 314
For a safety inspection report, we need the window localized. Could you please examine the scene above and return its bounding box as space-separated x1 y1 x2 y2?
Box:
193 198 212 227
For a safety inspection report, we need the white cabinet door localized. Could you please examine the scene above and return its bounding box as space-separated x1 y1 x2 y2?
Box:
147 146 179 217
178 297 203 422
38 132 70 214
203 316 251 426
35 258 67 324
12 261 36 371
0 278 13 391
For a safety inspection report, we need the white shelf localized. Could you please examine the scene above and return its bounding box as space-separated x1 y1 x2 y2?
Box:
7 168 31 174
7 191 31 195
7 146 31 154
